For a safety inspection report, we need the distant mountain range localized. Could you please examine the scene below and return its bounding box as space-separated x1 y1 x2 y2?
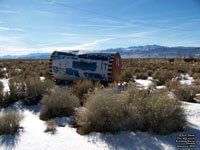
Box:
1 45 200 59
0 53 51 59
102 45 200 58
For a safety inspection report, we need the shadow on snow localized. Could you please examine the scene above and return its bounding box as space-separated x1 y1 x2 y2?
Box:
86 122 200 150
0 131 23 150
0 102 41 114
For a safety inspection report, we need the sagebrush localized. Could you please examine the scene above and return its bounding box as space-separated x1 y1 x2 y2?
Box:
0 110 23 135
70 80 99 104
40 87 80 121
44 119 56 132
24 78 54 105
73 85 186 135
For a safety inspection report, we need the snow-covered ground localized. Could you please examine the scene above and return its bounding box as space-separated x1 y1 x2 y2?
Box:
0 76 199 150
135 73 195 89
0 101 199 150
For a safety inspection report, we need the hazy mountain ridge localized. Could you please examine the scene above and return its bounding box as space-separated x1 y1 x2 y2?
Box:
0 45 200 59
0 53 52 59
102 45 200 58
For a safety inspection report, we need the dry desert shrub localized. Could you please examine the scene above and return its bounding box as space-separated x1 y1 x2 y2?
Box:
190 65 200 76
74 87 129 134
73 85 186 135
120 67 134 82
166 79 200 102
148 82 157 90
8 77 26 103
0 69 6 78
134 66 149 79
135 72 148 79
0 81 3 94
128 91 186 134
43 69 51 80
0 110 23 135
192 73 200 79
44 119 56 132
127 87 186 134
23 78 54 105
70 80 97 104
40 87 80 121
0 92 11 108
152 69 176 85
165 80 180 91
174 62 189 74
5 77 55 106
8 68 20 78
173 83 200 102
194 78 200 85
3 59 49 79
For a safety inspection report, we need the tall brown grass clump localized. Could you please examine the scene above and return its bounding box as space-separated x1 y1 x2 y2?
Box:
73 85 186 135
40 87 80 121
0 110 23 135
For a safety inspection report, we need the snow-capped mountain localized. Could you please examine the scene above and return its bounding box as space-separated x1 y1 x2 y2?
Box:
0 45 200 59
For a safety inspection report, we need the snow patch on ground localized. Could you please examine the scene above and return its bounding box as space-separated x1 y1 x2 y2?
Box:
147 77 153 81
180 79 194 85
1 67 6 71
0 78 9 92
135 79 152 89
180 74 194 85
40 76 45 81
156 86 166 90
183 102 200 126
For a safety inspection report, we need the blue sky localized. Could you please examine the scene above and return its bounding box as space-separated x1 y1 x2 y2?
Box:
0 0 200 55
